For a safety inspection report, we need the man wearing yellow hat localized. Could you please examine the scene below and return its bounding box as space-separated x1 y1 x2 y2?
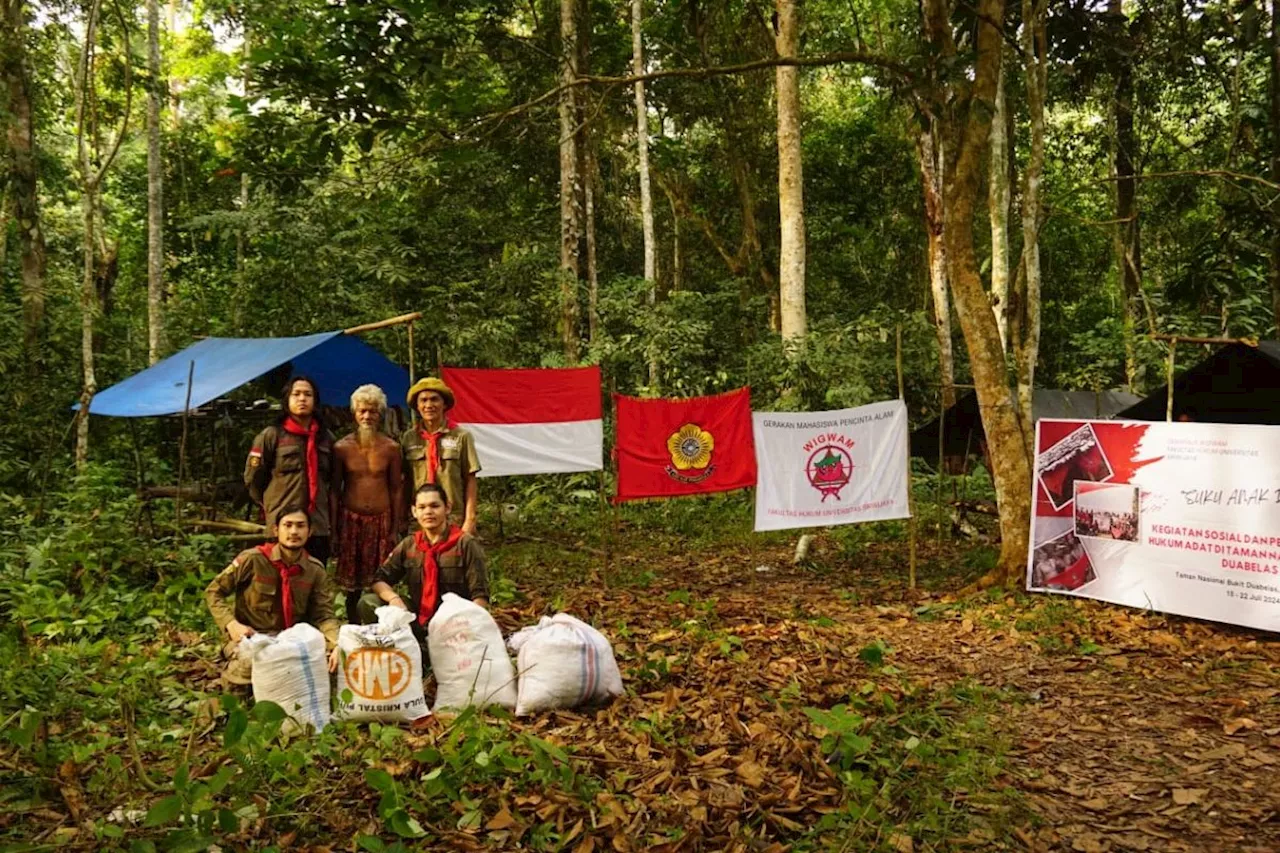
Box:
401 377 481 535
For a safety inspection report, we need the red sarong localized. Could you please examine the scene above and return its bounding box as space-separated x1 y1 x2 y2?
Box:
335 507 394 593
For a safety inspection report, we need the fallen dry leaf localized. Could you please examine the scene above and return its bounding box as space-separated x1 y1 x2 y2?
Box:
1171 788 1207 806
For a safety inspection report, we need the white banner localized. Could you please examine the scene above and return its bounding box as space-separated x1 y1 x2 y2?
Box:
752 400 910 532
1028 418 1280 633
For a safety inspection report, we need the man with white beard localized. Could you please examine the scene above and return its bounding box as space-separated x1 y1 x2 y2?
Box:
332 384 404 622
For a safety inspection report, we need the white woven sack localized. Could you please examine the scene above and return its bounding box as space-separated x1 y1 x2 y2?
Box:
242 622 330 733
335 606 429 724
427 593 517 711
509 613 624 716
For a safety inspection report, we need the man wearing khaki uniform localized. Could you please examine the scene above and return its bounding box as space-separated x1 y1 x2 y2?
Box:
205 509 341 689
400 377 481 535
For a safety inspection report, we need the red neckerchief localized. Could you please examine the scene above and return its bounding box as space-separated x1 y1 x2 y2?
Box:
257 542 306 628
416 425 446 484
413 525 464 625
281 416 320 513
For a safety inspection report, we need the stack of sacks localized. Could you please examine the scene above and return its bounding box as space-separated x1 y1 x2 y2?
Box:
242 623 330 733
335 606 429 724
428 593 518 711
507 613 624 716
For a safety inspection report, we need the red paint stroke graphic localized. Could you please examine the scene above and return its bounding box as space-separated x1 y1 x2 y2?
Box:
1036 422 1162 518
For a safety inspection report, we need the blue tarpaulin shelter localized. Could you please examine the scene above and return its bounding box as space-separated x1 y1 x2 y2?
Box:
84 331 410 417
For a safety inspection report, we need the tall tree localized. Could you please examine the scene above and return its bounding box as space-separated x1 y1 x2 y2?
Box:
2 0 47 365
558 0 583 362
146 0 165 364
632 0 658 386
924 0 1031 584
1016 0 1046 436
1110 0 1142 389
916 121 955 409
775 0 806 348
74 0 132 468
989 58 1011 351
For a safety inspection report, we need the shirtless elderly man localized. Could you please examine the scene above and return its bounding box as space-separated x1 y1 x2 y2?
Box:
332 384 404 621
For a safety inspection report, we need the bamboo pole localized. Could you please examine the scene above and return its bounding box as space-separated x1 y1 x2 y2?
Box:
343 311 424 335
176 360 195 532
897 326 917 590
407 319 416 383
1165 338 1177 422
187 518 267 534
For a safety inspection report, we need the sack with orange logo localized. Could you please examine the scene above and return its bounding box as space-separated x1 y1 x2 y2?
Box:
334 606 429 724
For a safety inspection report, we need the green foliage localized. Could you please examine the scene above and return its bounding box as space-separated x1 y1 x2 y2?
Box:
803 682 1024 848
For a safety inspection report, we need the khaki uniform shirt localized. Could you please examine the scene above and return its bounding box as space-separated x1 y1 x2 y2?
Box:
374 533 489 639
399 425 480 514
245 423 336 536
205 545 340 647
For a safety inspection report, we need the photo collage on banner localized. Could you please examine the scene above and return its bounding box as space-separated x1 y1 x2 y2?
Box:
752 400 910 532
1027 418 1280 632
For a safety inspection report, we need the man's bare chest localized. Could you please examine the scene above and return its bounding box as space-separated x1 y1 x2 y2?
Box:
340 445 394 477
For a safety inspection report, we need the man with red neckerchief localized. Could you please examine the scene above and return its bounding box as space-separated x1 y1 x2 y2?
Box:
368 483 489 661
399 377 481 536
245 375 339 562
205 508 341 690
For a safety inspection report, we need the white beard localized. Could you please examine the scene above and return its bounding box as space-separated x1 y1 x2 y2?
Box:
356 424 380 448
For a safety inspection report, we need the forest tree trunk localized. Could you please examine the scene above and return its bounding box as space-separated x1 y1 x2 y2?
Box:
926 0 1031 586
3 0 47 366
1016 0 1047 447
75 0 103 469
558 0 582 362
917 123 956 410
1111 0 1142 390
146 0 165 364
633 0 658 386
989 58 1011 352
775 0 806 349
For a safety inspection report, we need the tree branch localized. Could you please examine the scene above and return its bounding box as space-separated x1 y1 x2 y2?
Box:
473 50 911 128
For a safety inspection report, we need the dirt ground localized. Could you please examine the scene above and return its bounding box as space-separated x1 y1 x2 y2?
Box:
487 532 1280 852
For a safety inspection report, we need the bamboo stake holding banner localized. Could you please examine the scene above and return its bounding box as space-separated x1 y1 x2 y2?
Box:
1165 338 1177 422
896 326 917 590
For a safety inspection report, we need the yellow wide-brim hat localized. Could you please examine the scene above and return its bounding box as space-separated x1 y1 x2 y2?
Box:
406 377 455 410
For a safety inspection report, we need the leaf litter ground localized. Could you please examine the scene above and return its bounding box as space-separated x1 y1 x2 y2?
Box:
4 528 1280 852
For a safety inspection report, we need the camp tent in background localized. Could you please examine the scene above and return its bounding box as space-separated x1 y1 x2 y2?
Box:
82 322 417 417
1116 341 1280 424
909 389 1141 463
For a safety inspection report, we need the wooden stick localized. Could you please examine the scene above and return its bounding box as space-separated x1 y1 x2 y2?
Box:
176 360 195 532
897 325 917 590
1165 339 1177 422
187 518 267 534
407 320 416 383
1151 333 1255 346
343 311 424 335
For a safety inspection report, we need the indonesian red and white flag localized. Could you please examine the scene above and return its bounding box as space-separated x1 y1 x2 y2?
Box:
441 366 603 478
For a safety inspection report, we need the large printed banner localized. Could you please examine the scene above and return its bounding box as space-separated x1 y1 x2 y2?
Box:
752 400 910 532
1028 418 1280 633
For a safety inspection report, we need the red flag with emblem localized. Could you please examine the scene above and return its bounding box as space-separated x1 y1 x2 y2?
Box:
614 387 757 502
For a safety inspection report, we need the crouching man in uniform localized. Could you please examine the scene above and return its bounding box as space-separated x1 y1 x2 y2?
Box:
366 484 489 665
205 508 341 690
